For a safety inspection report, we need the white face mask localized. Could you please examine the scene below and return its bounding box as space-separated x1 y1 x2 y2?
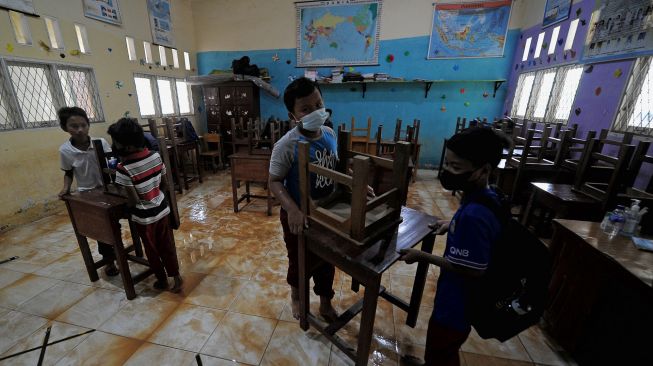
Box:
297 108 328 131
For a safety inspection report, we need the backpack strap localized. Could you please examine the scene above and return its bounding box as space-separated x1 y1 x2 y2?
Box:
468 188 510 227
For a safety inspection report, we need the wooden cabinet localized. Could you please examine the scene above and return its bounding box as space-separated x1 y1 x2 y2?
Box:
202 81 261 154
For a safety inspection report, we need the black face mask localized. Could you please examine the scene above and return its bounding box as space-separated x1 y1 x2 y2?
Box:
440 169 475 191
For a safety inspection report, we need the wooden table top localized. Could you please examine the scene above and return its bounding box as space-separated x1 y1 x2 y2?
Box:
62 189 127 208
306 206 437 275
554 219 653 287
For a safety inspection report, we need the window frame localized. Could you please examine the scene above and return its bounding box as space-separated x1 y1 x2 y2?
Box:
0 56 105 131
133 73 195 118
125 36 137 61
74 23 91 54
44 16 64 50
612 56 653 136
510 64 583 124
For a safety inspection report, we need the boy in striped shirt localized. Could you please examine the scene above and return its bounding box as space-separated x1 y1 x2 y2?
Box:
108 118 183 293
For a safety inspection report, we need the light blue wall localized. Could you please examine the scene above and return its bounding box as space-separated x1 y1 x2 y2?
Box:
197 32 519 167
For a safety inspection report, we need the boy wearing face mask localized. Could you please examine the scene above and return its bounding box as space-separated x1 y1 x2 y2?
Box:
269 77 339 322
399 127 511 366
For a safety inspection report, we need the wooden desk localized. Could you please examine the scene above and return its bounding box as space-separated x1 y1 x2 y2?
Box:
546 220 653 364
229 152 273 216
62 189 154 300
299 206 436 365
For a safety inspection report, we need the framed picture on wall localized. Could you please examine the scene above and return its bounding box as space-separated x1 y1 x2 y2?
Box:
542 0 572 28
296 0 382 67
147 0 174 47
427 1 512 59
82 0 122 25
0 0 36 15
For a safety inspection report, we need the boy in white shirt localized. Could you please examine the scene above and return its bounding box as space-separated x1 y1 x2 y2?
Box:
58 107 118 276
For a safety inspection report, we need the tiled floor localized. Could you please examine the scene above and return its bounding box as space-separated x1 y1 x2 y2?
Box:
0 170 577 365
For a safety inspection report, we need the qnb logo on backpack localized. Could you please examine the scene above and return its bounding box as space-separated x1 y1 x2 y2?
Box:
449 246 469 257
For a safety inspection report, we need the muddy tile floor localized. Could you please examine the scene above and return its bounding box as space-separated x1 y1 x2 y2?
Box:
0 170 576 365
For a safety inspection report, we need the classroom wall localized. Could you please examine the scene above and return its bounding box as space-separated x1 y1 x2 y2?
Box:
193 0 525 168
0 0 198 231
503 0 653 189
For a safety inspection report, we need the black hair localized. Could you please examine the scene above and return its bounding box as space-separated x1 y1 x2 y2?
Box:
58 106 89 131
107 118 145 149
283 77 321 113
446 127 512 169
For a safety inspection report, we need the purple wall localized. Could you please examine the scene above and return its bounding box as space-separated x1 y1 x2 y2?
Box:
504 0 652 190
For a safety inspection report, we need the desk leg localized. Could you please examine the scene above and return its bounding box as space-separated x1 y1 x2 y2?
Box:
406 232 435 327
298 233 310 331
128 221 144 258
231 168 239 213
76 234 99 282
113 239 137 300
357 278 380 366
267 186 272 216
245 182 251 203
521 189 537 226
195 142 203 184
181 151 190 191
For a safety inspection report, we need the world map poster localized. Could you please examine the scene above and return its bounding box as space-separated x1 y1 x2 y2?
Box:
296 0 382 67
428 0 512 59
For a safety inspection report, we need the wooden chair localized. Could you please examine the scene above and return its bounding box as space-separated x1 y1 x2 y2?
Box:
501 128 557 203
625 141 653 194
551 131 595 186
350 117 372 153
147 118 183 194
438 117 467 179
393 118 403 142
406 119 421 182
521 138 636 235
298 130 411 244
199 133 224 173
164 117 203 191
92 137 180 230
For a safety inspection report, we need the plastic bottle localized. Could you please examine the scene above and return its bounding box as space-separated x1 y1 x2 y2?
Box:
608 205 626 237
600 211 612 231
622 199 644 236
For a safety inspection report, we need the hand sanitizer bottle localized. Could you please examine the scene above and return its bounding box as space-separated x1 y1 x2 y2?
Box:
622 199 642 236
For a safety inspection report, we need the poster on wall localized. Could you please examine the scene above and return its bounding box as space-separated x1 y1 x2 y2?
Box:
296 0 382 67
427 0 512 59
582 0 653 63
147 0 174 47
0 0 36 15
82 0 122 25
542 0 572 28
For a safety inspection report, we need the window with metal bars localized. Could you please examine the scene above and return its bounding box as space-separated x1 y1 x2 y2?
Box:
510 64 583 124
134 73 194 118
0 58 104 131
613 57 653 136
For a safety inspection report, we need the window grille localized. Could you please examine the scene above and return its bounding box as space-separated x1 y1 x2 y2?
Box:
511 72 536 118
548 65 583 123
7 61 58 128
0 59 104 131
58 66 104 122
613 57 653 136
511 65 583 124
